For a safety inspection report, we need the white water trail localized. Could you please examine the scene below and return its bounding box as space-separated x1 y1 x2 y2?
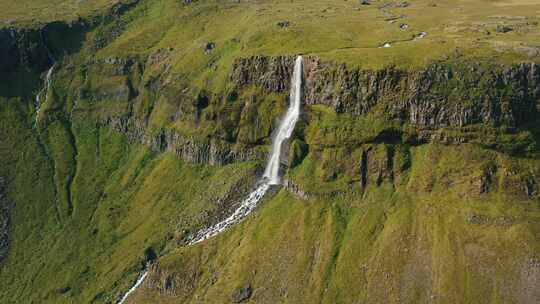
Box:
35 65 54 128
189 55 303 244
116 55 303 303
189 182 271 245
117 271 148 304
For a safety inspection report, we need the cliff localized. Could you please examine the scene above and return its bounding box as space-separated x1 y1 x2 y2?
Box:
233 55 540 129
0 177 10 265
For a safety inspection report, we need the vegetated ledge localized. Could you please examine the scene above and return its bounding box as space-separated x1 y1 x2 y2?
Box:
86 55 540 169
15 19 540 169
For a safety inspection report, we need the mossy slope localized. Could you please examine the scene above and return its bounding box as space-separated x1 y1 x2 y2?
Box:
0 0 540 303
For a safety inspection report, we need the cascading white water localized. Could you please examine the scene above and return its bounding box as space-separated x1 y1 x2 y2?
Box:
35 65 54 128
118 271 148 304
117 56 303 303
188 182 270 245
263 56 304 185
189 55 303 244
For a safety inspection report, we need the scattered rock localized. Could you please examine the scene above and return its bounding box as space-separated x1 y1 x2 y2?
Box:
203 42 216 54
478 165 496 194
523 176 538 198
414 31 427 41
276 20 290 28
55 286 71 294
231 285 252 303
530 257 540 269
284 179 310 200
396 1 410 7
466 213 488 225
496 24 513 33
399 23 409 30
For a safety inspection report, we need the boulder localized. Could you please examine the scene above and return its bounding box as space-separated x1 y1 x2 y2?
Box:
203 42 216 54
496 24 513 33
276 21 290 28
231 285 252 303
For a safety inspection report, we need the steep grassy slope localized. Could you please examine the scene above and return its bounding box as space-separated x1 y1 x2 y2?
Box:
0 97 262 302
0 0 539 303
131 145 540 303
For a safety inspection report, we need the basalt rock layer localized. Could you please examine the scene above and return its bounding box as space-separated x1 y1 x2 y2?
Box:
232 55 540 129
0 177 11 265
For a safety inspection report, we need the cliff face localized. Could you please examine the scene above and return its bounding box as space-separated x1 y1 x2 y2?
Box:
75 56 269 166
232 56 540 129
48 53 539 173
0 177 11 265
0 27 50 74
26 51 535 208
227 56 540 202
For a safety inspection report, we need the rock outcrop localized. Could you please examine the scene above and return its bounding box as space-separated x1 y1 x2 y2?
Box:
231 56 540 129
0 177 11 265
107 114 266 165
36 51 540 170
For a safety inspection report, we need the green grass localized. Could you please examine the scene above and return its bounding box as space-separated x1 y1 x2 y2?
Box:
1 0 540 303
128 142 540 304
91 0 540 73
0 100 263 302
0 0 117 26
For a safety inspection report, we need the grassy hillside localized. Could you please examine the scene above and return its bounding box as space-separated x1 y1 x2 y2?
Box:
0 0 539 303
132 156 540 303
0 0 118 26
88 0 540 70
0 97 263 302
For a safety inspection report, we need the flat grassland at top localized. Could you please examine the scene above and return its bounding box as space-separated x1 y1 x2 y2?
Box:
0 0 116 25
1 0 539 69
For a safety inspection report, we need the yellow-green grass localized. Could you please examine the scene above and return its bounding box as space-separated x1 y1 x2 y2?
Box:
130 176 540 303
0 98 262 303
0 0 116 26
89 0 540 87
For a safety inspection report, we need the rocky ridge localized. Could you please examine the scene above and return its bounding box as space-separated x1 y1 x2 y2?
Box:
65 53 540 171
232 55 540 129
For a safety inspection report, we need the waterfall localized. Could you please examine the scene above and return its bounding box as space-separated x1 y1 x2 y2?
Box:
116 55 303 303
35 65 55 128
263 56 303 185
189 55 303 244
